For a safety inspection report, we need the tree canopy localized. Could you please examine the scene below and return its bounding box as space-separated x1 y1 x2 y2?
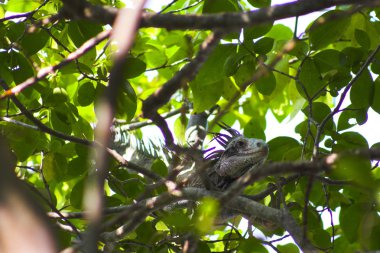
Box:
1 0 380 252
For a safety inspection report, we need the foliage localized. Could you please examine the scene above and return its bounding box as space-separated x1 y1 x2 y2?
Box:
0 0 380 252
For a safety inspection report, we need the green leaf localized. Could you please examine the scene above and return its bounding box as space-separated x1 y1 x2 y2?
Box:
313 49 349 74
337 106 367 131
194 197 219 234
115 81 137 121
255 70 276 96
10 51 34 83
238 237 268 253
332 131 368 152
340 203 366 242
67 157 88 179
277 243 299 253
302 102 334 131
68 20 103 48
77 82 96 107
248 0 271 8
42 153 68 183
311 228 332 249
309 10 351 49
371 77 380 114
267 137 301 161
223 52 245 77
20 28 50 55
297 57 324 99
266 24 293 41
350 69 373 109
243 118 266 140
253 37 274 55
288 39 309 59
70 179 84 209
151 159 168 177
203 0 240 13
6 0 40 12
190 44 236 112
354 29 371 48
233 56 256 87
244 23 273 40
123 57 147 79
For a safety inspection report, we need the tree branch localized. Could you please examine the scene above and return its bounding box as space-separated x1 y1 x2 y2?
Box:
0 30 110 100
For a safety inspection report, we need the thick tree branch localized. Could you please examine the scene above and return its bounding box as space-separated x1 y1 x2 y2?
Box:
83 3 146 252
60 0 380 30
142 31 222 150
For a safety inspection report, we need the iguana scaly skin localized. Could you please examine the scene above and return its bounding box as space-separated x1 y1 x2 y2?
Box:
178 123 269 191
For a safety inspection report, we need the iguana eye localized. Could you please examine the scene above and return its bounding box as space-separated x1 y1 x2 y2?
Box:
236 140 245 147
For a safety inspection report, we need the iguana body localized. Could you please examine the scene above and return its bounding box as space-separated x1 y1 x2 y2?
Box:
112 113 268 191
178 123 269 191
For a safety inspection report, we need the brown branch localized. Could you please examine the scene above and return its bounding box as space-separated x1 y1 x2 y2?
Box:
61 0 380 30
0 82 93 146
141 0 371 29
83 3 146 252
142 31 222 150
313 43 380 158
0 29 110 100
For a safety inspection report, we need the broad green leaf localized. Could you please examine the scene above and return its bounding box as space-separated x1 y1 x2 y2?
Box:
9 51 34 83
223 52 245 77
6 0 40 12
244 23 273 40
312 229 332 249
277 243 299 253
115 81 137 121
350 69 373 109
302 102 334 131
72 117 93 140
313 49 349 74
194 197 219 234
77 82 96 107
332 131 368 152
248 0 271 8
255 70 276 96
337 106 367 131
253 37 274 55
151 159 168 177
191 79 224 112
342 47 364 68
297 57 324 99
203 0 240 13
340 203 367 242
67 157 88 179
266 24 293 46
70 179 84 209
233 55 256 87
42 153 68 183
68 20 103 48
50 107 73 135
288 39 309 59
371 77 380 114
243 118 266 140
354 29 371 49
309 10 351 49
238 237 268 253
3 124 40 161
267 137 301 161
123 57 147 79
190 44 236 112
20 28 50 55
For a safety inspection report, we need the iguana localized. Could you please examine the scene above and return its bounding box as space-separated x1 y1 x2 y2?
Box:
112 112 268 191
177 113 269 192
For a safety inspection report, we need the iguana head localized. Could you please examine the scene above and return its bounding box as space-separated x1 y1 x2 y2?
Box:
205 124 268 189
